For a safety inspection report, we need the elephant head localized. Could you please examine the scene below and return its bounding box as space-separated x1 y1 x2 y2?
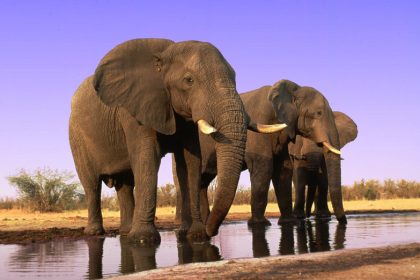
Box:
268 80 347 223
92 38 248 236
289 111 358 218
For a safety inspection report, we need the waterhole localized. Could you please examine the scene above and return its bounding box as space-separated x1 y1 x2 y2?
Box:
1 212 420 279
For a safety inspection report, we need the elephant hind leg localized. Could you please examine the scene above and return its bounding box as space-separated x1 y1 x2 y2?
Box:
115 171 135 235
79 172 104 235
293 167 308 219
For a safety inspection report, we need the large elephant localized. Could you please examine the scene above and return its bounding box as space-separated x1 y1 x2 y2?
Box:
69 38 265 244
175 79 346 226
289 111 358 219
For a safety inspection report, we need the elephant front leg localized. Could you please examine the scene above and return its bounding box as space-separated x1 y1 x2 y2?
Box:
272 156 294 224
315 171 331 220
248 159 272 226
128 146 161 244
306 182 317 218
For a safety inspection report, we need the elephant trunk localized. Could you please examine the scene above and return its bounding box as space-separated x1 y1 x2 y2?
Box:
205 94 247 237
324 145 346 224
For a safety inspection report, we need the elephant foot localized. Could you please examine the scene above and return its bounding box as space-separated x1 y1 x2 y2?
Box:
337 215 348 225
127 223 161 245
84 223 105 235
293 208 305 220
187 221 209 242
175 221 191 241
247 217 272 226
277 215 296 225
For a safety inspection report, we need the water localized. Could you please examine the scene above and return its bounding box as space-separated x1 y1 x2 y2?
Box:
1 212 420 279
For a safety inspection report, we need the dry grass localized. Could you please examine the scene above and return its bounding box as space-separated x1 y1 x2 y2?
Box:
1 199 419 232
340 198 420 211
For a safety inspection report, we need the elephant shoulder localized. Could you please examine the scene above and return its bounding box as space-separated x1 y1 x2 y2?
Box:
240 86 276 123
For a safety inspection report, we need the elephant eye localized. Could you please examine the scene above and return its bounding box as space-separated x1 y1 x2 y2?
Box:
184 75 194 86
315 110 323 117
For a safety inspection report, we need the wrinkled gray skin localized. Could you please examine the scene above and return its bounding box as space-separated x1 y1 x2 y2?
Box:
289 112 358 219
175 80 346 226
69 39 247 244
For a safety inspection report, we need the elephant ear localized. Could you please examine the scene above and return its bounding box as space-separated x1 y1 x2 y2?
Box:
268 79 300 139
93 38 176 135
333 111 358 148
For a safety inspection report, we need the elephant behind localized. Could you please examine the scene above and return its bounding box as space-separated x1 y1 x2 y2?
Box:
289 111 358 219
69 38 250 243
176 79 347 226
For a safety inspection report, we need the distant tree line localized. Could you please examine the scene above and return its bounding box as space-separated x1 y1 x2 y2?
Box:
1 168 420 211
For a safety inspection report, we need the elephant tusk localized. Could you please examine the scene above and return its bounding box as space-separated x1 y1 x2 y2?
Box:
323 141 341 155
248 122 287 134
197 119 217 135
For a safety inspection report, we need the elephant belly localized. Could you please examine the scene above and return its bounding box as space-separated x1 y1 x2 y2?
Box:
303 152 324 172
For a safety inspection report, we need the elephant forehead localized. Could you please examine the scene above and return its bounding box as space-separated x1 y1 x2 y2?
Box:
184 53 206 71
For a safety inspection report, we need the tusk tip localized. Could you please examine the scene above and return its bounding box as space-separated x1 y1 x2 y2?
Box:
323 141 341 155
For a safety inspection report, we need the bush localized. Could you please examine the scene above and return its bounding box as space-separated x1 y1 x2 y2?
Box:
157 183 177 207
0 197 17 210
342 179 420 201
7 168 84 212
101 195 119 211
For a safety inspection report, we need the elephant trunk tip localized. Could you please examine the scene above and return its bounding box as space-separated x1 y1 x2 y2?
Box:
205 208 228 237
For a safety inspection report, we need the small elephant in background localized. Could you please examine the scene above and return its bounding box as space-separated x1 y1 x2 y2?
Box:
175 79 347 226
289 111 358 219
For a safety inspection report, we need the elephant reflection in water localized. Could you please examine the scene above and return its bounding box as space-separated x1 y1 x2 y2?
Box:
86 237 105 279
249 225 271 257
177 238 221 264
85 236 221 278
119 237 157 273
248 220 346 258
279 221 346 255
85 237 156 276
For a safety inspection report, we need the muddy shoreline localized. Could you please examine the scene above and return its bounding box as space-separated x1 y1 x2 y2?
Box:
1 210 419 245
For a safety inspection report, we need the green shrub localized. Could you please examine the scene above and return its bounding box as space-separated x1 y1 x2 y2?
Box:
101 195 119 211
157 183 177 207
7 168 84 212
342 179 420 201
0 197 16 209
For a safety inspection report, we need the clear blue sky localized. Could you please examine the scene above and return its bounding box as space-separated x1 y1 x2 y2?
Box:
1 1 419 197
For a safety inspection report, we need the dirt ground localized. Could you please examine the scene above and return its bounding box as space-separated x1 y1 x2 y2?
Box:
2 207 418 244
